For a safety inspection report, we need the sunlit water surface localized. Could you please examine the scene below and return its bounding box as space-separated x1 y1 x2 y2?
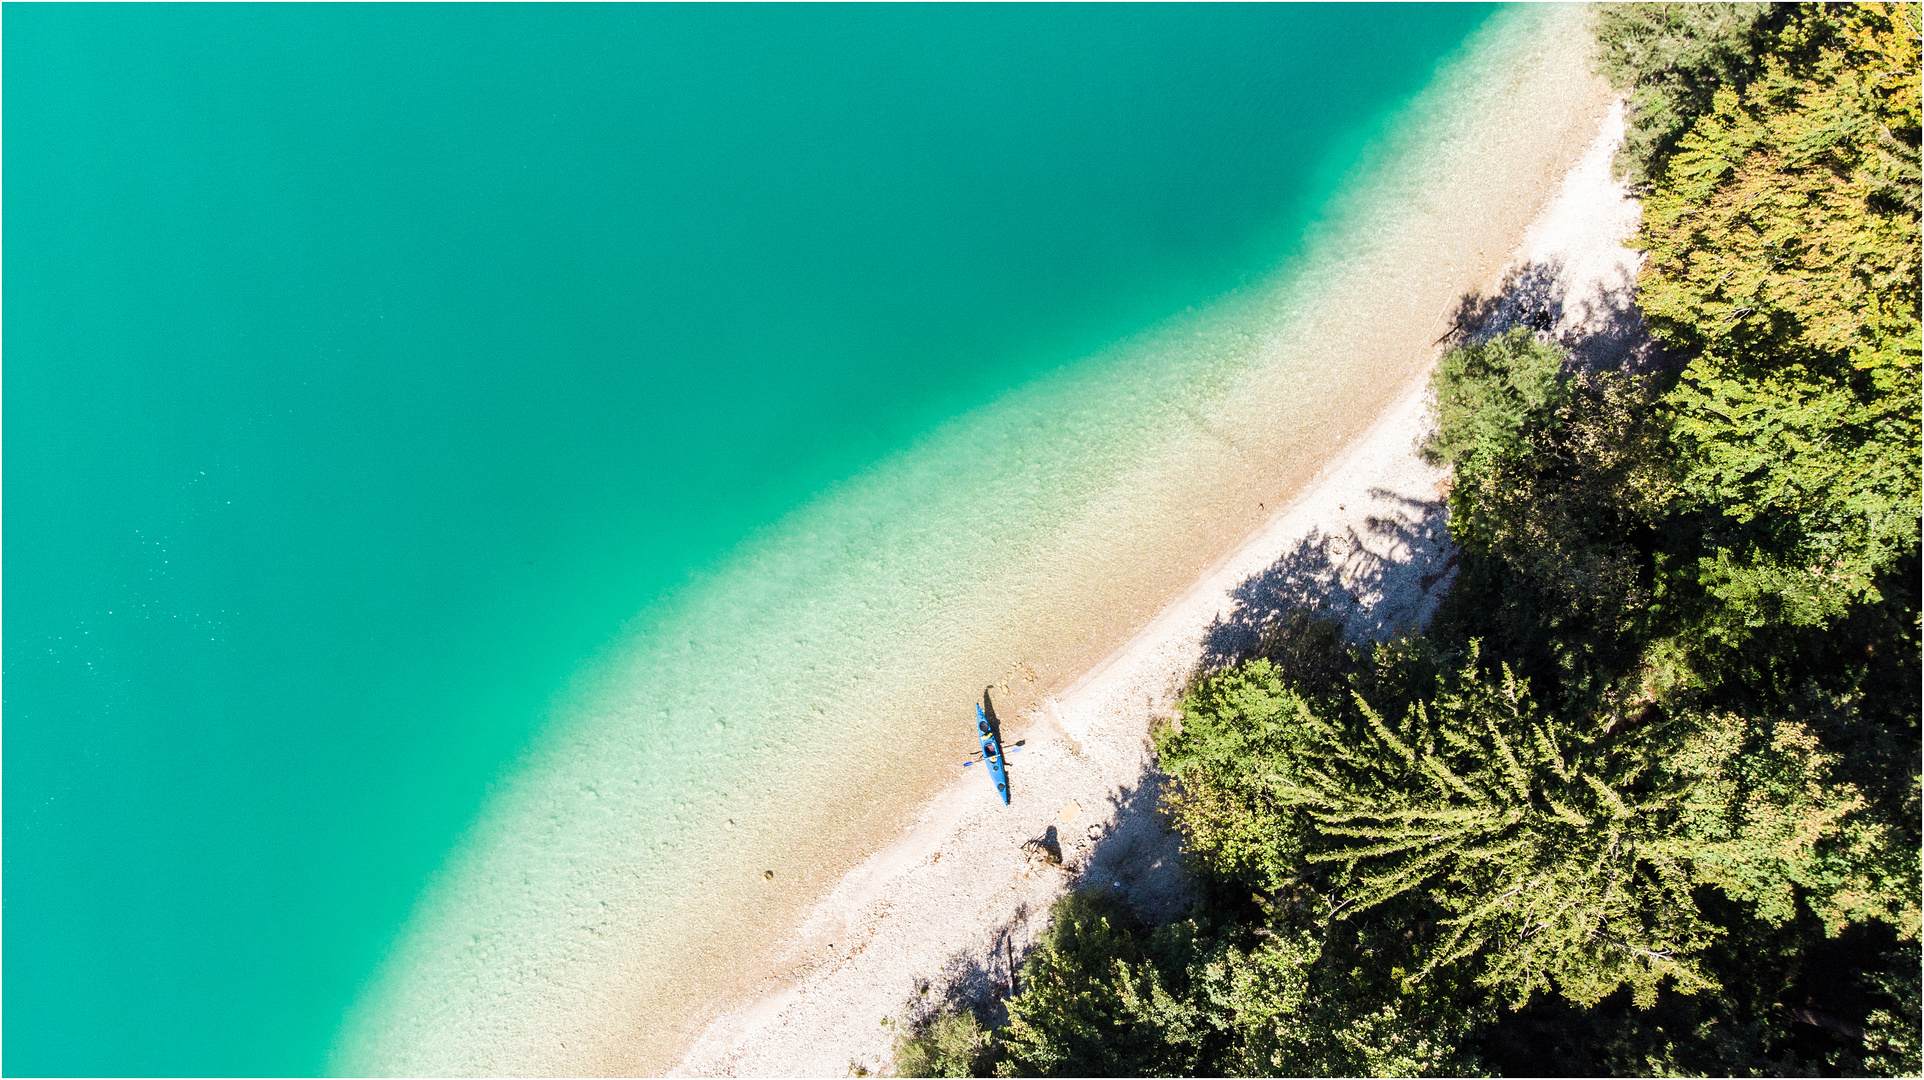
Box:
2 5 1595 1074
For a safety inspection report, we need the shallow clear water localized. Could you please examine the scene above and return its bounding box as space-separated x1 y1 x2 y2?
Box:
330 7 1609 1072
5 5 1510 1074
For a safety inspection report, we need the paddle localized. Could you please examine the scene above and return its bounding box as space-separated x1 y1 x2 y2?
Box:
961 741 1025 767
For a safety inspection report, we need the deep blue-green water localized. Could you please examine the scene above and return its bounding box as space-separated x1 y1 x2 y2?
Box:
6 5 1496 1074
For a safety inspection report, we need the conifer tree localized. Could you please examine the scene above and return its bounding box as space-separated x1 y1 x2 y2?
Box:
1161 645 1897 1010
1279 646 1724 1008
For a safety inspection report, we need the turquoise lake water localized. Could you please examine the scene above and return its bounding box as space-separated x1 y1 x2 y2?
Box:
6 5 1497 1074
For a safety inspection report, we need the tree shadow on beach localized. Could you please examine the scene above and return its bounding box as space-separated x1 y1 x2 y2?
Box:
900 902 1033 1035
900 774 1189 1038
1070 773 1191 926
892 497 1457 1063
1443 256 1676 376
1197 488 1457 676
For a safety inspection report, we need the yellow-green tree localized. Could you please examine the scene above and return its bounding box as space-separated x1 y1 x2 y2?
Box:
1593 2 1780 186
1637 2 1922 637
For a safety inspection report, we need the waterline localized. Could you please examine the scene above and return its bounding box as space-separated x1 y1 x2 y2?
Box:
336 6 1605 1074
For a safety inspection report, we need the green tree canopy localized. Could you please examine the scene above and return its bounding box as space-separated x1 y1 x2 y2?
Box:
1159 646 1904 1010
1593 2 1780 186
1638 2 1922 639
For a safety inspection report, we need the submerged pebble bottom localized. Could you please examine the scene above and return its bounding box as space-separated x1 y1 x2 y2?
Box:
336 7 1603 1075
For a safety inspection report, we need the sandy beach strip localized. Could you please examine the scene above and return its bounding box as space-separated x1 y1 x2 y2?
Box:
672 98 1647 1078
335 15 1624 1076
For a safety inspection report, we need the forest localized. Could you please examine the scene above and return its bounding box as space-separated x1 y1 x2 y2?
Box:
893 4 1922 1075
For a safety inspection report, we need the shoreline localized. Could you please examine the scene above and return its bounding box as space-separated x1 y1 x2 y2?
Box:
336 12 1623 1074
672 98 1645 1078
673 374 1455 1080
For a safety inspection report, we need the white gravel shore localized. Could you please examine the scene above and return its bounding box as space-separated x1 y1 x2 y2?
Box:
672 100 1647 1080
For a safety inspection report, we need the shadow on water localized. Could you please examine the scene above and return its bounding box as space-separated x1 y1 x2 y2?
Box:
980 688 1006 743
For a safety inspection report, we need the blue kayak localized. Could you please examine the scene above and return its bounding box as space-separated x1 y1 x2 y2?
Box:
975 703 1010 804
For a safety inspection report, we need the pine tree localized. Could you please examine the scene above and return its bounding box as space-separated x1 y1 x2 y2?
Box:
1279 646 1723 1007
1161 644 1897 1011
